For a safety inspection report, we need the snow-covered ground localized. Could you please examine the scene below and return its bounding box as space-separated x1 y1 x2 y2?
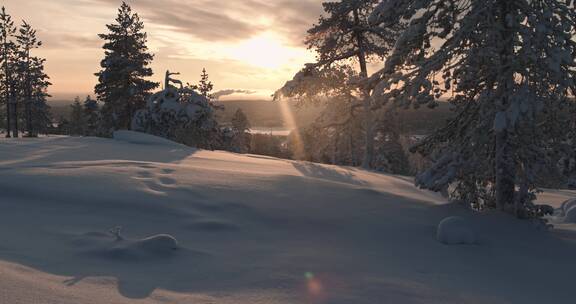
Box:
0 132 575 303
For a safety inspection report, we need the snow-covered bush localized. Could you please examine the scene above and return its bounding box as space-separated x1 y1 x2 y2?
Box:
132 85 221 149
436 216 476 245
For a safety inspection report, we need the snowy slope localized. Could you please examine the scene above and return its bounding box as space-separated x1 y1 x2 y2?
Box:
0 132 575 304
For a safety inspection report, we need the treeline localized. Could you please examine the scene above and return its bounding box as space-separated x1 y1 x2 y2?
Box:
0 7 51 137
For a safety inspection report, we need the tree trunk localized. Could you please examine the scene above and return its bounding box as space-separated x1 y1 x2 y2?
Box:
495 129 516 210
25 52 33 137
495 0 516 211
353 8 374 169
4 43 10 138
11 86 18 138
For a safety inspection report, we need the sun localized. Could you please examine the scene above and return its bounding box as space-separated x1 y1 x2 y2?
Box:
232 32 311 70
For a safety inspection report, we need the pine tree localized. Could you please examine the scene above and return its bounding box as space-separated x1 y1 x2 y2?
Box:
197 68 214 100
0 7 16 137
369 0 576 217
56 116 70 135
28 56 51 136
95 2 158 132
83 95 99 136
230 108 251 152
69 96 85 136
277 0 399 169
231 108 250 133
15 21 41 137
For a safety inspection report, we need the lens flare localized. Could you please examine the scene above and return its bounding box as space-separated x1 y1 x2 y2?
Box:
305 272 325 301
278 100 305 158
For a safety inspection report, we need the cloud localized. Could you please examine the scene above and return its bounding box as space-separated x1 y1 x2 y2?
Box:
40 32 101 49
213 89 257 99
84 0 324 45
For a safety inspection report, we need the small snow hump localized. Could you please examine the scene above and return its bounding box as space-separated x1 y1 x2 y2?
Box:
436 216 476 245
563 205 576 224
136 234 179 253
561 198 576 216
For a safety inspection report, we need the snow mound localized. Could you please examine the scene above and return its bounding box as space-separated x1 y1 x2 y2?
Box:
560 198 576 215
436 216 476 245
564 206 576 223
113 130 185 147
135 234 179 252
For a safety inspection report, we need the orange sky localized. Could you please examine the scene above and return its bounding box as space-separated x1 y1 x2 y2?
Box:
2 0 322 101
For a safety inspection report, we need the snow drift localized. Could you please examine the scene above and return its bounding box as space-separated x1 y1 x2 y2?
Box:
1 133 575 304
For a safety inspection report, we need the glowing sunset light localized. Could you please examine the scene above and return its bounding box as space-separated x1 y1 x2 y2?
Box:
232 32 313 70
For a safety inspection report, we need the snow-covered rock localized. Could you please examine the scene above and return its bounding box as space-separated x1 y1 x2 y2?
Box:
436 216 476 245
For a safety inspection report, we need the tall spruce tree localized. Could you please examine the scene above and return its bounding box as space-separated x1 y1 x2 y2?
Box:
83 95 99 136
28 56 51 136
369 0 576 217
95 2 158 132
277 0 399 169
0 7 16 137
16 21 41 137
69 96 84 136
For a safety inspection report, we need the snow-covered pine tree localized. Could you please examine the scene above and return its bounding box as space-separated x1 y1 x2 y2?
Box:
132 71 221 149
0 7 16 137
277 0 399 169
69 96 85 136
368 0 576 217
15 21 41 137
95 2 158 132
83 96 100 136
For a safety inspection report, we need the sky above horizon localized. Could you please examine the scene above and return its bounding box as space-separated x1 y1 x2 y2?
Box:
3 0 323 101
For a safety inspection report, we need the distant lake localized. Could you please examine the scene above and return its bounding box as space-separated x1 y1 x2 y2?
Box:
249 127 292 136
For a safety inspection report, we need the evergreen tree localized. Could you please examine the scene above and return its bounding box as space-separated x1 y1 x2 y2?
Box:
231 108 250 133
369 0 576 217
28 56 51 136
197 68 214 101
230 108 251 152
56 116 70 135
0 7 16 137
69 96 85 136
83 95 100 136
15 21 41 137
277 0 399 169
95 2 158 132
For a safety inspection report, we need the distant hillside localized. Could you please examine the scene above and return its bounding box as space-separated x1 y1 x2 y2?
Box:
48 99 454 134
215 100 323 128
